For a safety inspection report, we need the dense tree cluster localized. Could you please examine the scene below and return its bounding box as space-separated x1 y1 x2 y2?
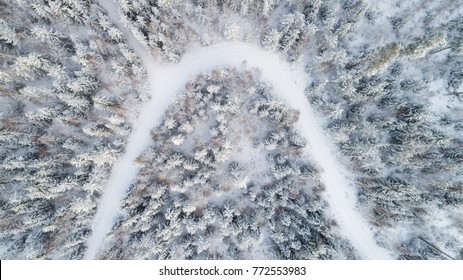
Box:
0 0 147 259
302 0 463 259
99 68 355 259
114 0 368 62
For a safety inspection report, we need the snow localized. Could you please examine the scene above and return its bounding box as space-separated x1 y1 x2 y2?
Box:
86 0 394 260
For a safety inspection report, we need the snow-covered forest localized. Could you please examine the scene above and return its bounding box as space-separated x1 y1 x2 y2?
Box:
1 0 462 260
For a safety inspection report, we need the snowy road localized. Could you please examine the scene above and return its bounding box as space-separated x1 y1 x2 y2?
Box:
85 0 394 260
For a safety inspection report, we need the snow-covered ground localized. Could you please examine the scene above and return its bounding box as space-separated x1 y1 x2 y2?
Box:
86 0 394 260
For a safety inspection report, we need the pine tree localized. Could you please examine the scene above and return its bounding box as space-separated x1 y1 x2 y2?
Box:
402 33 446 59
365 43 401 76
0 19 19 46
261 28 281 50
223 23 240 41
14 54 47 81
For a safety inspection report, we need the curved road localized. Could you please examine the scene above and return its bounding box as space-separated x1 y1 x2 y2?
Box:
85 0 394 260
